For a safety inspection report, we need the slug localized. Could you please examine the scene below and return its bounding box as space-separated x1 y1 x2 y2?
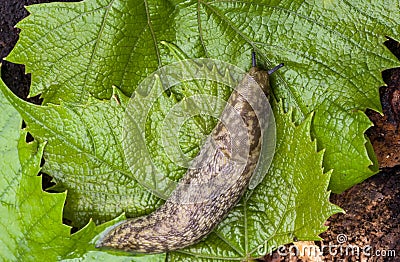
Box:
96 53 283 253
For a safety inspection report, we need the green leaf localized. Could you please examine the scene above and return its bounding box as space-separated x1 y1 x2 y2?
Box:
7 0 399 193
0 78 166 261
0 83 162 227
312 101 379 192
6 0 166 103
168 105 342 260
0 77 71 261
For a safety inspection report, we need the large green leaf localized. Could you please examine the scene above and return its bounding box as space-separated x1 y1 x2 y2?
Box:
0 77 71 260
0 78 166 261
0 82 163 227
7 0 399 192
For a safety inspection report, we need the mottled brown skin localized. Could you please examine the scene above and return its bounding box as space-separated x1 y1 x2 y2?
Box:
96 67 270 254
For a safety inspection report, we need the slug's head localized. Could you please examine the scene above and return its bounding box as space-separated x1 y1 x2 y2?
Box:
248 67 271 98
249 52 284 98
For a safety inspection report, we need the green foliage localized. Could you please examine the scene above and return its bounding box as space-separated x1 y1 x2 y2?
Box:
7 0 399 192
1 0 398 260
0 84 163 227
0 80 165 261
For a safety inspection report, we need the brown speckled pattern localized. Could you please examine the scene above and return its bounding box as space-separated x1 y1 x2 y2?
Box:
96 67 270 253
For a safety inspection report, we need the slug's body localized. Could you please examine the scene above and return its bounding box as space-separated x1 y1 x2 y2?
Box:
97 55 282 253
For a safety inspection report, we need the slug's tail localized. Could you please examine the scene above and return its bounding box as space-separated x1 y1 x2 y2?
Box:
96 201 219 254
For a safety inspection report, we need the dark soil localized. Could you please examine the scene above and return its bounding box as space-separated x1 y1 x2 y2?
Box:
367 39 400 168
1 1 399 261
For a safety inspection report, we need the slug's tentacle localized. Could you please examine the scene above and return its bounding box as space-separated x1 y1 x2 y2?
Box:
268 63 284 75
96 57 281 254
